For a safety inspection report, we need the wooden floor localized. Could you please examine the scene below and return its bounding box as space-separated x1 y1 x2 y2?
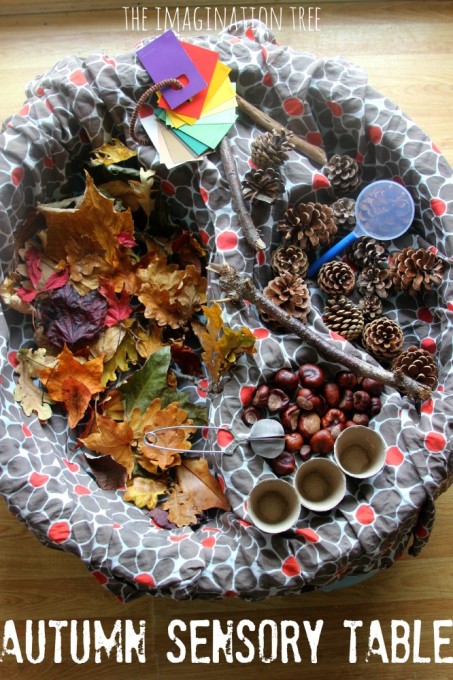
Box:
1 1 453 678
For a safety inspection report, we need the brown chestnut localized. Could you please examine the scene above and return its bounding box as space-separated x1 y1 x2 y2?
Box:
314 394 329 418
271 450 296 476
323 382 341 408
339 389 354 412
300 445 312 462
296 388 321 411
321 409 347 428
335 371 358 390
369 397 382 417
329 423 346 440
310 429 335 455
353 390 371 413
345 420 356 428
281 404 301 432
274 368 299 394
352 413 370 426
285 432 304 453
242 406 263 426
268 388 290 413
298 363 325 390
252 385 270 408
360 378 384 396
297 412 321 441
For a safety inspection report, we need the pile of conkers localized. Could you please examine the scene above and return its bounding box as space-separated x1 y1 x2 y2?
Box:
242 364 384 476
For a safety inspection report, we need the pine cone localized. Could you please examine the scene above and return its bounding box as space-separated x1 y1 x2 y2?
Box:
318 261 355 297
392 345 438 389
390 247 444 295
331 197 356 231
250 129 295 169
323 297 364 341
270 245 309 278
357 265 393 299
262 273 311 324
362 317 404 360
242 168 285 204
347 236 389 270
357 294 383 321
277 202 337 252
323 154 361 197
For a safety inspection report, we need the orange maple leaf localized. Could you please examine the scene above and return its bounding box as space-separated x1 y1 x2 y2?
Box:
79 413 135 477
38 345 105 426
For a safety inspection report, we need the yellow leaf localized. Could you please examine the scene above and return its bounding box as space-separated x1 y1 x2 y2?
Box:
162 484 198 527
101 330 139 385
90 325 127 363
100 168 156 216
123 476 168 510
135 324 166 359
14 352 54 421
80 413 135 477
91 138 137 165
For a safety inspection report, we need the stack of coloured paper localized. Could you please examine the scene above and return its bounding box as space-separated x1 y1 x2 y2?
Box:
136 30 237 168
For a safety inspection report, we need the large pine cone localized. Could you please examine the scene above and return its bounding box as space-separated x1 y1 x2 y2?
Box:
357 265 393 299
357 294 383 321
270 245 309 278
323 297 364 341
390 247 444 295
262 273 311 324
318 261 355 296
250 129 295 169
242 168 285 204
323 154 361 197
392 345 438 389
347 236 389 270
331 197 356 231
362 317 404 360
277 202 337 252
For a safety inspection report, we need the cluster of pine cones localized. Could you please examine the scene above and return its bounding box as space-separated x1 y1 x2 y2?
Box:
241 129 443 388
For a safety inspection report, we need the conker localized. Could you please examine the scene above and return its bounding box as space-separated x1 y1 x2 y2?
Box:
352 413 370 426
339 389 354 412
361 378 384 396
321 409 347 428
252 385 270 408
335 371 358 390
271 450 296 476
274 368 299 394
285 432 303 453
242 406 263 426
267 388 290 413
297 412 321 441
300 445 312 462
296 388 321 411
298 363 325 390
310 429 335 455
369 397 382 417
329 423 346 440
323 382 341 408
353 390 371 412
281 404 301 432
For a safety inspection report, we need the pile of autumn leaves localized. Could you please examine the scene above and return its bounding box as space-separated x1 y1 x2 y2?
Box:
1 146 256 526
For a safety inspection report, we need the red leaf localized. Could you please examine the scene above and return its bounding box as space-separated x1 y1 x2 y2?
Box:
43 268 69 291
17 287 38 302
24 246 42 288
117 231 137 248
99 280 132 327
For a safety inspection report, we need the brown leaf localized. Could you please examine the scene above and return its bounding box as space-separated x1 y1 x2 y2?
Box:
162 484 199 527
123 476 168 510
79 413 135 477
61 377 92 429
176 458 231 513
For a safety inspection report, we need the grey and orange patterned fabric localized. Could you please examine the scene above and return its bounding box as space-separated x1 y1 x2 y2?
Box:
0 21 452 601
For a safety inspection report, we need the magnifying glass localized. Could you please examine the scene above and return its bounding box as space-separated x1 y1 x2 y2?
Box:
306 180 415 278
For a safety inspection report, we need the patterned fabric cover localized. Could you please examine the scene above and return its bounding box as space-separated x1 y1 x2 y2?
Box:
0 21 452 601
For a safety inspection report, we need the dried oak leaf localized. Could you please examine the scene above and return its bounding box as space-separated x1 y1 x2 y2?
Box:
36 284 108 349
38 172 134 266
194 303 256 389
91 138 137 166
131 398 195 473
176 458 231 513
79 412 135 477
123 476 168 510
98 389 125 422
14 350 55 421
135 324 166 359
38 345 105 427
100 168 156 216
100 330 139 385
162 484 199 527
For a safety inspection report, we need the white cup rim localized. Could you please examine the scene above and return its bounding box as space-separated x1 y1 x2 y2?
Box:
334 425 387 479
294 458 346 512
247 478 301 534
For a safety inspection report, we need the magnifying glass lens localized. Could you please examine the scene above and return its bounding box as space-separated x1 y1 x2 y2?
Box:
355 180 415 240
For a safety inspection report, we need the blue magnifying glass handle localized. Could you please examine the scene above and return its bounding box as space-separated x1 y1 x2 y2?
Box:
306 231 358 278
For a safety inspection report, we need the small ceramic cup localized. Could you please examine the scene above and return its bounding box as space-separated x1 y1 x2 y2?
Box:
334 425 387 479
247 478 301 533
294 458 346 512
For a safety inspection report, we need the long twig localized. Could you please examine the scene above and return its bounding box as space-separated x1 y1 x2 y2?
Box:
219 136 266 252
209 263 432 402
236 94 327 166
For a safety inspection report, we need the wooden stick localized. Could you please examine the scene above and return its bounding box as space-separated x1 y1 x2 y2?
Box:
236 94 327 166
209 263 432 402
219 136 266 252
